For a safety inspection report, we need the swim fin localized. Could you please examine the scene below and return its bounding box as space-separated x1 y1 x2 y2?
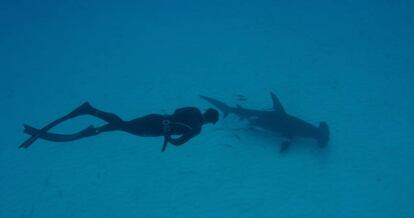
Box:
23 125 96 142
19 116 71 149
18 102 93 149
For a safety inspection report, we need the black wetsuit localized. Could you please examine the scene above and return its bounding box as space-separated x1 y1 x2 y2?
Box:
19 103 206 149
124 107 205 145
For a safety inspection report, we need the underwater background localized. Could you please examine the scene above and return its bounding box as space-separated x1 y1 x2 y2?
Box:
1 0 413 217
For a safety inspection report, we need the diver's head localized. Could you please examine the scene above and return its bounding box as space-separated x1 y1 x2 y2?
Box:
203 108 219 124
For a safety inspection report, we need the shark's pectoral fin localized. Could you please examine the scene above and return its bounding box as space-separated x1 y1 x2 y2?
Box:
280 139 291 153
280 131 292 152
270 92 286 114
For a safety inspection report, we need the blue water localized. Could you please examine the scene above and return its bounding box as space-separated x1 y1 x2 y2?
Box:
1 0 413 217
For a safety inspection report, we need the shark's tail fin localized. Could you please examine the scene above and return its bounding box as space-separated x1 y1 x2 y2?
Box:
317 122 330 147
200 95 232 118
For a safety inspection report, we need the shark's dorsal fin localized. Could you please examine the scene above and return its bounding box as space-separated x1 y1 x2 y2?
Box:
270 92 286 114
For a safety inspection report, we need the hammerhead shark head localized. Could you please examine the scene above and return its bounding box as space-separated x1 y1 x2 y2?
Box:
200 92 329 151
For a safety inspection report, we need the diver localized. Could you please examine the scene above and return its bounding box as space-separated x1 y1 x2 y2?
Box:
19 102 219 152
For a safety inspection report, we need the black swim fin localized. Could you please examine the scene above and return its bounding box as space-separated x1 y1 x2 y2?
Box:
19 117 68 149
23 125 96 142
18 102 93 149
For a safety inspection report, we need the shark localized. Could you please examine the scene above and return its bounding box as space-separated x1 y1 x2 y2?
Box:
200 92 330 151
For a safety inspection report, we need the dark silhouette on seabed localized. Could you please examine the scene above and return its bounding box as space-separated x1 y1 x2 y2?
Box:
201 92 330 152
19 102 219 152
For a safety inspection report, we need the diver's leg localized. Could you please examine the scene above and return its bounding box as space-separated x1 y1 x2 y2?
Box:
123 114 164 136
45 101 124 124
76 102 125 124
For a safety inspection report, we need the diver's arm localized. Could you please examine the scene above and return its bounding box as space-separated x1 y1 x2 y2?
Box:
166 121 198 146
161 136 169 152
167 133 195 146
168 126 201 146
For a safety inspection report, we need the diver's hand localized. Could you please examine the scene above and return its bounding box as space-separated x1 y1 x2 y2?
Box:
161 135 170 152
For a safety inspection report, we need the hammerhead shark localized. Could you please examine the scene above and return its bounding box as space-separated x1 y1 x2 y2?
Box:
200 92 329 151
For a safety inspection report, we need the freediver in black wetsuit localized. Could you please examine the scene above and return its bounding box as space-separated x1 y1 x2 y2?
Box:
19 102 219 152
